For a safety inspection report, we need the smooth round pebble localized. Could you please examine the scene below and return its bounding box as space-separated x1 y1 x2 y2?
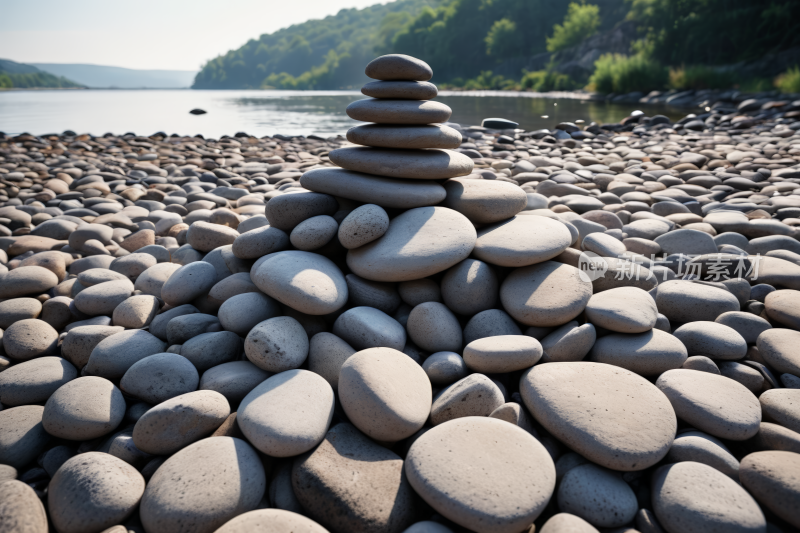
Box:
42 376 126 440
462 335 542 373
244 316 309 373
132 390 230 455
405 417 555 533
656 369 761 440
214 509 329 533
339 347 432 442
120 353 199 404
252 251 348 315
585 287 657 333
48 452 145 533
501 262 592 327
652 461 765 533
238 369 334 457
140 437 265 533
521 362 676 471
557 463 637 528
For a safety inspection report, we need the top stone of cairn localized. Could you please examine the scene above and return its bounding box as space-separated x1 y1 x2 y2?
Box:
365 54 433 81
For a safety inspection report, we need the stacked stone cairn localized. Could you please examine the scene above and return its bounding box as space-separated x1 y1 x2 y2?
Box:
1 53 800 533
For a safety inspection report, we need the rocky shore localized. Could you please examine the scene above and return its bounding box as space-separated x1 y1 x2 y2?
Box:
1 54 800 533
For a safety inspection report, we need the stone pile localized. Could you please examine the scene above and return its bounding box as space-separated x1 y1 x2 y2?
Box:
0 53 799 533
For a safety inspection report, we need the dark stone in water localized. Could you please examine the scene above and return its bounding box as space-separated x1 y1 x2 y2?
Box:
481 117 518 130
189 108 207 115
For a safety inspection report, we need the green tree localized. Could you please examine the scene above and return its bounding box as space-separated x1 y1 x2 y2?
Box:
485 18 523 57
627 0 800 65
0 73 12 89
547 2 601 52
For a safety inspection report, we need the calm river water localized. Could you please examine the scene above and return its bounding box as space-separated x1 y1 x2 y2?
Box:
0 89 687 138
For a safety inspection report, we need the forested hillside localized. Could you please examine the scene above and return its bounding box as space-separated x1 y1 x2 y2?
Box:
192 0 438 89
0 59 84 89
192 0 800 92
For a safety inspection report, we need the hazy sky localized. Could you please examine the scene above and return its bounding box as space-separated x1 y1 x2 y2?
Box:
0 0 387 71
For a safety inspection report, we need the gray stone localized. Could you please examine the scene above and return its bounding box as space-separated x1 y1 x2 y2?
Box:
540 321 596 363
463 335 542 373
0 405 50 469
132 390 230 455
343 101 451 126
656 369 761 440
186 221 239 252
292 423 417 533
333 306 406 351
500 261 593 327
440 259 498 316
231 224 289 259
347 206 476 283
0 480 48 533
462 309 521 345
0 297 41 329
140 437 265 533
1 318 58 361
585 286 657 333
165 313 220 345
339 347 431 442
652 461 765 533
48 452 145 533
85 329 166 379
760 389 800 433
160 261 217 306
656 280 740 322
443 179 527 224
42 376 126 440
61 325 124 369
430 374 504 426
521 362 676 471
252 250 348 315
148 304 198 341
473 215 572 267
74 279 133 316
407 302 462 353
265 192 338 233
133 262 181 297
244 316 309 373
666 430 739 479
422 351 468 386
739 451 800 528
557 464 637 528
239 369 334 456
405 416 555 533
199 360 270 404
301 168 447 210
0 356 77 407
365 54 433 81
214 509 328 533
673 321 747 360
589 328 688 376
307 332 356 392
120 353 199 404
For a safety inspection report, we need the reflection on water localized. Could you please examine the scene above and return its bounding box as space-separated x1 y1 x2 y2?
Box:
0 89 688 138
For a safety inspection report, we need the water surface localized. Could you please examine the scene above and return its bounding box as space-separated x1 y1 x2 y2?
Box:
0 89 687 138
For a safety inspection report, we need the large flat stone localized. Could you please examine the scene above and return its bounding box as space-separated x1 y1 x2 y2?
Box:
329 147 473 180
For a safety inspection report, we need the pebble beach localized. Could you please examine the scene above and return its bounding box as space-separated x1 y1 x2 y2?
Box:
1 54 800 533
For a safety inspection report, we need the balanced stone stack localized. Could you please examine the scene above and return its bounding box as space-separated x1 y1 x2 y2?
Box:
2 53 800 533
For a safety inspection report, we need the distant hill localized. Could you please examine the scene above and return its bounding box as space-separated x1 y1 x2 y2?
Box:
0 59 84 89
31 63 198 89
193 0 438 90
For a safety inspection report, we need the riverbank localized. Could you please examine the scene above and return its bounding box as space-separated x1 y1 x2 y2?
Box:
1 86 800 533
